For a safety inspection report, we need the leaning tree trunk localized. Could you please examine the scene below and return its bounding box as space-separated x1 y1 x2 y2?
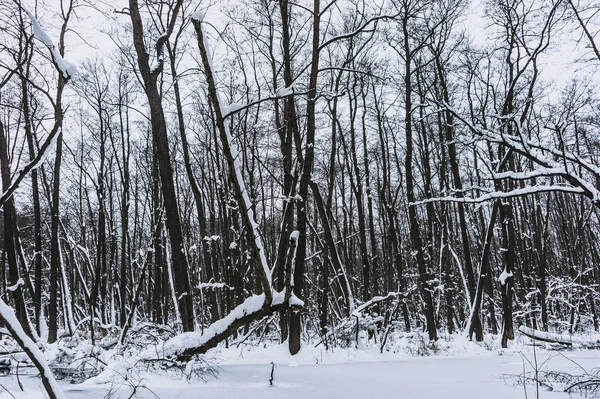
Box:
165 40 219 324
128 0 194 332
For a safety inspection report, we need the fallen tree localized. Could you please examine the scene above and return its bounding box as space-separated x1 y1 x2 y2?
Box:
518 326 600 348
142 294 272 361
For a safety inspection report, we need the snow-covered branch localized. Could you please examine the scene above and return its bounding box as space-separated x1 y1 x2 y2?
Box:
0 299 65 399
221 86 309 119
22 7 76 80
411 185 585 206
0 124 61 207
141 294 271 361
318 13 398 51
492 167 567 181
352 288 415 318
518 326 588 347
192 16 273 301
423 103 600 207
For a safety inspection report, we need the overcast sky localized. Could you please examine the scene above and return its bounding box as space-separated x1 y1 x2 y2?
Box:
30 0 596 101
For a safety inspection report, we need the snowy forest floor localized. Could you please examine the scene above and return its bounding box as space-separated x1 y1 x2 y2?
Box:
1 334 600 398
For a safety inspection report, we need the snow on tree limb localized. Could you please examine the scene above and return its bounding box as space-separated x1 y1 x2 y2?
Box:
412 102 600 208
192 16 273 300
444 104 600 204
492 168 568 180
191 10 205 22
499 269 513 285
0 298 65 399
317 13 399 51
0 124 61 207
411 185 585 206
141 294 271 361
21 7 76 80
352 288 415 318
221 87 306 120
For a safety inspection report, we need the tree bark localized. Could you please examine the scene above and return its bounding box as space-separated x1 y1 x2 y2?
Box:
128 0 194 332
402 6 437 341
0 122 32 338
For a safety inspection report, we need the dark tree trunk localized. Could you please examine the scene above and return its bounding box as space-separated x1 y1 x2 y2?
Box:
152 145 164 325
0 123 32 338
166 41 218 324
402 9 437 341
274 0 301 342
48 131 62 344
21 71 43 335
288 0 321 355
128 0 194 332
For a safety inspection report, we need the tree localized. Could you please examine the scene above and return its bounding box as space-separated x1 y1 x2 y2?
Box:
126 0 195 332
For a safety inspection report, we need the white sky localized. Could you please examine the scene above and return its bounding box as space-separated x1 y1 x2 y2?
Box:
27 0 598 100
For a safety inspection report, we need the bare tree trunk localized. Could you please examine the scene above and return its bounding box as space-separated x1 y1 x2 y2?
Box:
288 0 321 355
48 130 62 343
128 0 194 332
152 145 164 325
401 5 437 341
20 62 43 335
0 122 32 338
116 72 131 328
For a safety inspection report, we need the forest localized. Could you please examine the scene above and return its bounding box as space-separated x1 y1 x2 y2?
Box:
1 0 600 397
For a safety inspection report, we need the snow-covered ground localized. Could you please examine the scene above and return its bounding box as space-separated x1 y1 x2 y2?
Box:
1 337 599 398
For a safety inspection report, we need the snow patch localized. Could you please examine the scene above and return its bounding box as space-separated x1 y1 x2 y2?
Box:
276 85 295 97
289 293 304 308
499 269 513 285
271 290 285 306
222 103 244 115
7 278 24 292
191 10 205 22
